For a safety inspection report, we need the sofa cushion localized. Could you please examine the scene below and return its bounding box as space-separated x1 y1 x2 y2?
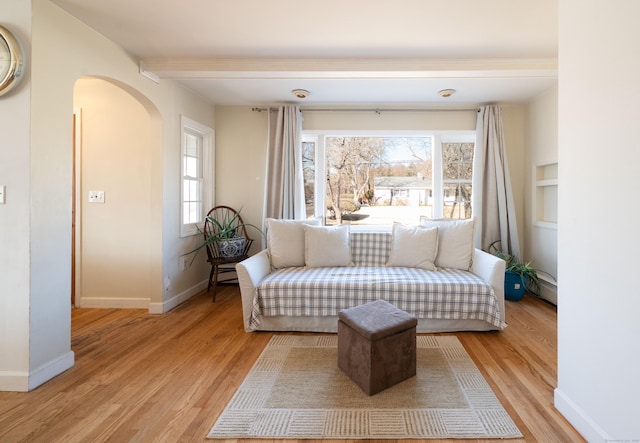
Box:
304 224 353 268
386 223 438 270
266 218 321 269
419 218 475 271
350 232 391 267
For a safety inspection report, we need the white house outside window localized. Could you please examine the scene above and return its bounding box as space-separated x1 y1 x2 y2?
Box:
181 116 214 237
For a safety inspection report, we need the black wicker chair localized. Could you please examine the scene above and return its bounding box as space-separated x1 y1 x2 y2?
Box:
203 206 253 301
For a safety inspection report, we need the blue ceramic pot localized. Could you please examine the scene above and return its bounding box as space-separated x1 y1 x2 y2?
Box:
504 271 525 301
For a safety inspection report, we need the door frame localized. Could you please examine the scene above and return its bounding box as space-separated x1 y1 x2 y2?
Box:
73 107 83 307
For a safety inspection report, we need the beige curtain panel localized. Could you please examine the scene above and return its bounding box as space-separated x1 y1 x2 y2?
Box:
472 105 520 256
264 105 305 220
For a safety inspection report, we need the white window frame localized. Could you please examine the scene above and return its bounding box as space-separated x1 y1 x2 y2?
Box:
180 116 214 237
302 130 474 224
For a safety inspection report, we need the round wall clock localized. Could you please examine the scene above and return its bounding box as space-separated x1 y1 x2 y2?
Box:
0 25 25 97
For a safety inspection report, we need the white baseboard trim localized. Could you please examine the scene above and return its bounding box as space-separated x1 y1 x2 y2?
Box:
148 280 208 314
78 281 207 314
79 297 150 309
0 371 29 392
554 388 610 442
0 351 75 392
29 351 75 391
539 275 558 305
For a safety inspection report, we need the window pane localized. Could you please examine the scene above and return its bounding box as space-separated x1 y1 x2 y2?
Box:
443 183 472 219
189 202 201 224
183 179 190 200
442 142 473 219
184 156 198 178
302 141 315 219
184 202 202 224
183 179 202 223
189 180 200 200
183 202 192 223
325 136 433 225
182 131 203 226
444 142 474 180
183 132 202 178
461 143 474 163
443 144 458 180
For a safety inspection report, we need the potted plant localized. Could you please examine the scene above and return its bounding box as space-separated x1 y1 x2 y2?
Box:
183 207 263 262
489 240 541 301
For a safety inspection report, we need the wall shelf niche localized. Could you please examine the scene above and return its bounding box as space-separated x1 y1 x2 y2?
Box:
534 162 558 229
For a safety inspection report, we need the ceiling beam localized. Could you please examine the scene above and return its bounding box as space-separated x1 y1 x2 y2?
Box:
140 57 557 80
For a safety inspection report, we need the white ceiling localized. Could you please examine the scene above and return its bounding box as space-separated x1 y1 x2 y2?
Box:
51 0 559 106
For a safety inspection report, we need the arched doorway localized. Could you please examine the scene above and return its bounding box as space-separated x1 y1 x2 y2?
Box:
73 77 162 309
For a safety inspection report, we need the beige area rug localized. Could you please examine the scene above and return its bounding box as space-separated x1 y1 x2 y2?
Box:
208 335 522 439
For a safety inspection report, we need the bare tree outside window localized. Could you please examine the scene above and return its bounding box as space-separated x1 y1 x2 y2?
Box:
302 141 315 219
325 137 384 223
309 135 473 225
443 142 473 219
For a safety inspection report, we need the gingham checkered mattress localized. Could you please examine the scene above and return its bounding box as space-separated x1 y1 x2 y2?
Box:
251 266 504 330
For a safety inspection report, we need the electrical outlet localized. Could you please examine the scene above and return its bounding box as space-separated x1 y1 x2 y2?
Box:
88 190 105 203
179 256 190 271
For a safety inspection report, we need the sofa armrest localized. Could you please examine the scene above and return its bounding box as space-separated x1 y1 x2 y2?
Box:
235 249 271 332
472 248 507 325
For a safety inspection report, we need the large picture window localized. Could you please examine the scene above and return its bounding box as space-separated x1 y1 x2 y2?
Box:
302 132 474 226
181 116 214 237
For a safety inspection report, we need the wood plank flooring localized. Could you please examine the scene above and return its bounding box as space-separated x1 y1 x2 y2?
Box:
0 288 584 442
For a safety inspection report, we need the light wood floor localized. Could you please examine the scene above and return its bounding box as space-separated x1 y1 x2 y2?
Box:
0 287 584 443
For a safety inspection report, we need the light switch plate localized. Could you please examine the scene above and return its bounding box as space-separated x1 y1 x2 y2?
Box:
0 185 5 204
88 190 105 203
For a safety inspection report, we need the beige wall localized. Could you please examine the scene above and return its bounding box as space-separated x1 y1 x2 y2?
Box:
525 85 558 299
214 107 269 253
1 0 214 391
0 0 32 391
302 108 477 131
74 79 154 306
214 105 528 253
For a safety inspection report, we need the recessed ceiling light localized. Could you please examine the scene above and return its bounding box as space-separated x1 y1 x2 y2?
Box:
438 89 456 98
292 89 310 99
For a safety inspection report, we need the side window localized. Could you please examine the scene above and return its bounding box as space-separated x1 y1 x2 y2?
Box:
302 138 316 219
442 142 474 219
181 116 214 237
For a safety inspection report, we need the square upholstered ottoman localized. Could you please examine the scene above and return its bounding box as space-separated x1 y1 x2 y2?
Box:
337 299 417 395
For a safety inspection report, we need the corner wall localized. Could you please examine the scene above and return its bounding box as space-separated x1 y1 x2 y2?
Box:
1 0 214 391
557 0 640 439
0 0 33 391
525 85 558 303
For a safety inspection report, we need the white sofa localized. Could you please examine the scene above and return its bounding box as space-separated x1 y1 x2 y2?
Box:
236 220 506 333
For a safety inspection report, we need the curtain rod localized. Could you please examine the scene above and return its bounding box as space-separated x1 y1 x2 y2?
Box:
251 107 478 113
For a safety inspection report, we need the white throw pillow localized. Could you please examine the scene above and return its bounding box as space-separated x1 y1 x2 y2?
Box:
266 218 321 268
419 217 476 270
386 223 438 270
304 224 353 268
